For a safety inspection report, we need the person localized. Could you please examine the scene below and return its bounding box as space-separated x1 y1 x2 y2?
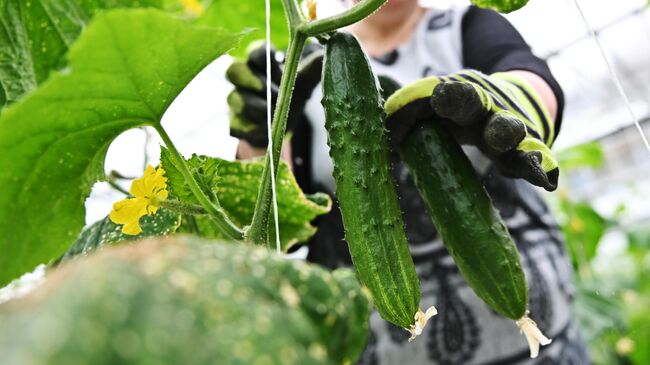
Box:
227 0 590 363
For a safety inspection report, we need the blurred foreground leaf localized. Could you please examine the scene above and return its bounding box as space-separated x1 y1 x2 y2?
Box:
0 237 370 364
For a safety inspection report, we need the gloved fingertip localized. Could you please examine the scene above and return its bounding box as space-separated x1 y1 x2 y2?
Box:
544 167 559 192
247 45 276 70
518 152 557 191
226 90 245 113
483 113 526 154
226 62 264 91
431 82 488 127
247 44 282 84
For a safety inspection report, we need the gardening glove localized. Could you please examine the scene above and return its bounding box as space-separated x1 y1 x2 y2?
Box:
385 70 559 191
226 42 324 148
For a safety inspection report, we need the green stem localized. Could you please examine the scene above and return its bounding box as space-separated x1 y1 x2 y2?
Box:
160 199 207 215
280 0 303 28
246 32 308 248
155 125 244 241
300 0 387 36
107 179 129 196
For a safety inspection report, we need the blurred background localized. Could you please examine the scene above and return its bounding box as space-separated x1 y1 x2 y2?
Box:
9 0 648 363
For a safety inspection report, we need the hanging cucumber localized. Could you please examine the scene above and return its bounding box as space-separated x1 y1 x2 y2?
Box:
321 31 434 337
398 120 551 356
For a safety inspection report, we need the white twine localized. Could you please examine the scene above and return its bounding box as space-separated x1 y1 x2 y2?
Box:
266 0 282 254
573 0 650 155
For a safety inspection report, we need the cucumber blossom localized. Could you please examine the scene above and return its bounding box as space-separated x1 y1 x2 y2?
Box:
321 31 426 332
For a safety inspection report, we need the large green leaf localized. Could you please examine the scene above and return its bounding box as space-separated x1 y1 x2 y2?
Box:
470 0 529 13
58 208 181 263
0 0 161 109
160 149 331 251
198 0 289 56
0 9 244 286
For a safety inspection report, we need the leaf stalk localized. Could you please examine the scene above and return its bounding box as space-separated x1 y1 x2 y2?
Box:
155 125 244 241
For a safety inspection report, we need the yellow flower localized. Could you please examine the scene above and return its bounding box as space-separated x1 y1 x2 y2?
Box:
109 165 168 235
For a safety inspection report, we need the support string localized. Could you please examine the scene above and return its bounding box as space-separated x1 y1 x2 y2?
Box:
266 0 282 254
572 0 650 155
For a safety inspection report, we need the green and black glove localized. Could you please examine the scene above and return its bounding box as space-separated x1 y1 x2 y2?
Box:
226 42 323 148
385 70 559 191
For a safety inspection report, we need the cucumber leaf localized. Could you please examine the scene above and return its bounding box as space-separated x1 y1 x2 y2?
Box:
160 148 331 251
58 208 181 263
0 9 244 286
197 0 289 56
470 0 529 13
0 0 162 109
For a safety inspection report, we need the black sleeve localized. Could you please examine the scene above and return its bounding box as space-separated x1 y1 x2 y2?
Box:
462 6 565 134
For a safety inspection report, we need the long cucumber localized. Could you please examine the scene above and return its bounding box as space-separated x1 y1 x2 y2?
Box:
321 31 425 332
399 120 552 357
400 121 527 319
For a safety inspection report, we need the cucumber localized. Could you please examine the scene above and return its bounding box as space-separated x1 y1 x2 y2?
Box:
399 121 528 320
0 236 371 365
321 31 421 330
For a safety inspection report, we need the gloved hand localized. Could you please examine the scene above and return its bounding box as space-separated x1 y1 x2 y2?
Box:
226 42 324 148
384 70 559 191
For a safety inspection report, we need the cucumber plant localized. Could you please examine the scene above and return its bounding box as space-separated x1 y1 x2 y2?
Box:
0 0 547 362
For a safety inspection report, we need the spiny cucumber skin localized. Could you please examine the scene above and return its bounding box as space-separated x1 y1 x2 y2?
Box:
322 31 420 329
0 237 370 365
399 122 528 320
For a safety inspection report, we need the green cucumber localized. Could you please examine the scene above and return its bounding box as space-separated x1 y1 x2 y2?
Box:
321 31 420 329
399 121 528 320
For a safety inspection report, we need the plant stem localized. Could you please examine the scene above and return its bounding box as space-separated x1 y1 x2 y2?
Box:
154 125 244 241
300 0 387 36
280 0 303 28
246 32 307 248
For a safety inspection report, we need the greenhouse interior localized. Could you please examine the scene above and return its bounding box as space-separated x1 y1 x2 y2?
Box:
0 0 648 364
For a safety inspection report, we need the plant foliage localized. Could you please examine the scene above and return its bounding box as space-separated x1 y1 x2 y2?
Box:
0 8 243 286
0 0 162 111
161 149 331 252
